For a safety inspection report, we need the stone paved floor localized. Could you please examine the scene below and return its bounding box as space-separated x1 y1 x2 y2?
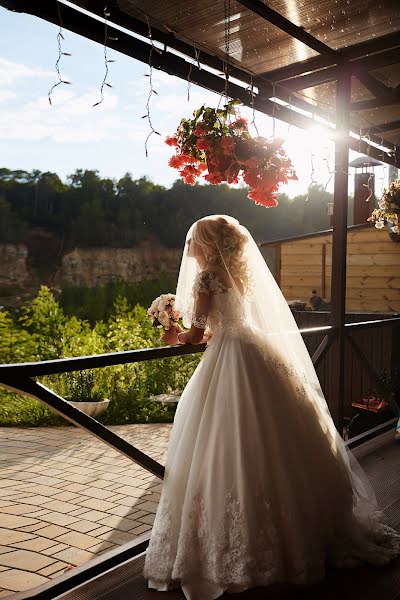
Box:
0 423 172 597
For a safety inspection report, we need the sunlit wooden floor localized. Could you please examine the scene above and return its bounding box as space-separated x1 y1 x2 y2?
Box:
53 429 400 600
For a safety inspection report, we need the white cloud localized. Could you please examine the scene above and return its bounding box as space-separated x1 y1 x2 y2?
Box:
0 57 53 85
0 90 16 103
0 87 147 144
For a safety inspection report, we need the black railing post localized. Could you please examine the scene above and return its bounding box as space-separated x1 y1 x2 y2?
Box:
329 65 351 434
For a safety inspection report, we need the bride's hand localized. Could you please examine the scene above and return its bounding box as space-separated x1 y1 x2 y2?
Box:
161 325 184 345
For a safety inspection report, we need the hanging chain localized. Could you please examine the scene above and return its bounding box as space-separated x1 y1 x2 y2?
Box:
48 2 71 105
223 0 231 101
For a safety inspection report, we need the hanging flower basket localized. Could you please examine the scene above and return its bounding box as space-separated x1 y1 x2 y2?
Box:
165 99 297 208
368 179 400 238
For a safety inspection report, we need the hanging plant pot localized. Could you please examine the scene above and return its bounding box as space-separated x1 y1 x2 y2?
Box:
165 99 297 208
387 221 400 242
369 179 400 240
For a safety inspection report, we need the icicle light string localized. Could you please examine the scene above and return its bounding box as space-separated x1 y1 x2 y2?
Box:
142 16 162 157
363 129 374 203
305 100 318 201
93 5 117 108
48 2 71 105
249 75 259 137
187 45 200 102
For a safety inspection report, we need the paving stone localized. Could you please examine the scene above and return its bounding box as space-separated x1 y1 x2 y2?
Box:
39 499 80 514
14 494 54 506
79 498 119 512
35 524 70 539
0 529 34 546
129 523 152 536
24 476 65 486
0 546 15 554
98 530 134 545
85 480 114 489
38 512 81 527
53 547 96 566
51 491 82 502
0 568 48 592
10 537 58 552
0 549 54 571
133 500 158 513
111 485 146 499
56 531 99 550
138 513 155 526
80 487 117 500
71 509 109 523
0 587 13 597
16 523 47 533
98 515 141 532
0 504 42 516
67 520 99 534
41 543 69 556
84 525 112 537
67 507 90 516
38 560 69 577
105 505 133 518
86 540 116 554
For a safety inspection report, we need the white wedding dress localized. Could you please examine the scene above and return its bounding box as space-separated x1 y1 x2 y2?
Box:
143 270 400 600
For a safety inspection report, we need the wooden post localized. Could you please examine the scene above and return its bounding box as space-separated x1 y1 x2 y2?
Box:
329 67 351 434
321 243 326 297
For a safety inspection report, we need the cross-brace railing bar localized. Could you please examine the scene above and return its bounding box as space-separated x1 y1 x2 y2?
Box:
346 332 400 418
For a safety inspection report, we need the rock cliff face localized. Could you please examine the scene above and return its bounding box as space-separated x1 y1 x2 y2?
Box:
56 242 182 287
0 241 181 297
0 245 29 288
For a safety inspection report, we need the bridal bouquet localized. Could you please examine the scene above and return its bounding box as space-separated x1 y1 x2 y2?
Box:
147 294 181 330
368 179 400 234
165 99 297 208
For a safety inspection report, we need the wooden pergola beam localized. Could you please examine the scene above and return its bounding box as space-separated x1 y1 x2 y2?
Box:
351 89 400 111
280 48 400 92
236 0 336 56
361 119 400 136
259 31 400 82
354 71 396 103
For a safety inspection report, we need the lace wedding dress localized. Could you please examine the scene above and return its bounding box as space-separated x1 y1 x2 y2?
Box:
143 269 400 600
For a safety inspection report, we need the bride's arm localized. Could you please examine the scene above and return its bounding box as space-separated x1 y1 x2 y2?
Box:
161 285 211 345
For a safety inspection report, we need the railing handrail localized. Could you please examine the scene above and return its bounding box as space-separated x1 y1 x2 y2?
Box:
0 325 335 378
1 317 399 378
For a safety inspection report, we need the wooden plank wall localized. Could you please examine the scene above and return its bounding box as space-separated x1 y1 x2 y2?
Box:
280 227 400 312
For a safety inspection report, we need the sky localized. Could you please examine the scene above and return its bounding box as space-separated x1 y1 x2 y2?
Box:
0 3 392 198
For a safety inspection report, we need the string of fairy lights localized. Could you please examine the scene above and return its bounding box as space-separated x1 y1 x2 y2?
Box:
49 0 397 195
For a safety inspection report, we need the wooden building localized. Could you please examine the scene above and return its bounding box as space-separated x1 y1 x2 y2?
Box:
261 224 400 313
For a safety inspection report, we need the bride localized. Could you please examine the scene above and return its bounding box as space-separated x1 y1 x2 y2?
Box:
143 215 400 599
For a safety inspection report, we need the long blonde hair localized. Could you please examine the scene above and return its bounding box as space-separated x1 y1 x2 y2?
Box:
192 216 250 290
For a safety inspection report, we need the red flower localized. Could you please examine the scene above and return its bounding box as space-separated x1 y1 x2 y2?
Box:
204 172 223 185
180 153 198 164
168 155 185 169
247 189 278 207
165 136 178 147
196 138 210 151
229 117 248 129
220 136 235 155
194 125 208 136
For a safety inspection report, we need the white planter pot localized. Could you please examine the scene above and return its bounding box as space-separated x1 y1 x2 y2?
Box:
68 398 110 418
